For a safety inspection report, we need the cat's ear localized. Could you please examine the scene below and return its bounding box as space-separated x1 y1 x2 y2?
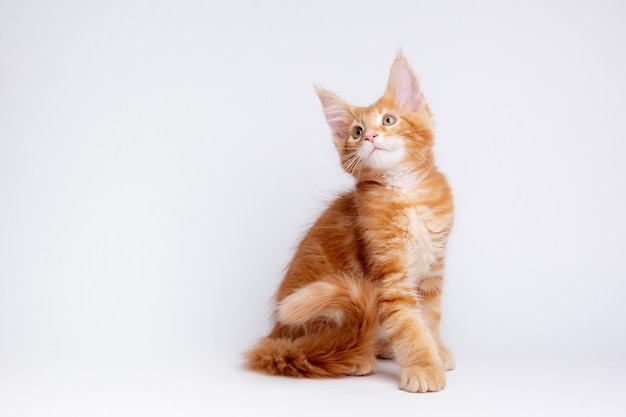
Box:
316 87 354 142
384 54 424 113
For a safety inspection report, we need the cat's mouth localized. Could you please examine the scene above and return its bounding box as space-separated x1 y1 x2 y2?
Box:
359 143 391 163
359 142 406 171
366 142 389 154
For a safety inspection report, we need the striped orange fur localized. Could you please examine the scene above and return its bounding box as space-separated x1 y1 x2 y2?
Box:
245 54 454 393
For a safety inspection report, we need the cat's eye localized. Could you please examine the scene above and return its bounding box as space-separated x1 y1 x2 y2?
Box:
351 126 363 139
382 114 397 126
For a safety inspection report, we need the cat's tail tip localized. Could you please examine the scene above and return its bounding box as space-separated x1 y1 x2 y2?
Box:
244 337 329 378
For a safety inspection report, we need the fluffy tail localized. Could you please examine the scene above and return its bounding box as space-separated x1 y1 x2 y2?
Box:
244 277 378 378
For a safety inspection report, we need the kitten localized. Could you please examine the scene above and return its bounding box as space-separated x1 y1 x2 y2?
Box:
245 54 454 393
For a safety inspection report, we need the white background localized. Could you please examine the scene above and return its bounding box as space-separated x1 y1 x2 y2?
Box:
1 0 625 415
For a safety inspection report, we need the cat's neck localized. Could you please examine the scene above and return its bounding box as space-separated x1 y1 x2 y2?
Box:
384 167 425 192
356 165 432 194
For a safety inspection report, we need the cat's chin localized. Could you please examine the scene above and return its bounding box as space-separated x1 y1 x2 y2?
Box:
362 148 406 171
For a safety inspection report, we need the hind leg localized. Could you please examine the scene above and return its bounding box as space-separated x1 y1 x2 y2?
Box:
345 355 377 376
375 329 395 359
271 276 379 377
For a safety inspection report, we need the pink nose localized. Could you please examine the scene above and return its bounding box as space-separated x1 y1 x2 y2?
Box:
364 131 379 142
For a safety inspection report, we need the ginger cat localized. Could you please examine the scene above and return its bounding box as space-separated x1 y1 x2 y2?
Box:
245 54 454 393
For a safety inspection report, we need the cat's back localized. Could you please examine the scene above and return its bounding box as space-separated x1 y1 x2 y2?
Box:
276 191 363 300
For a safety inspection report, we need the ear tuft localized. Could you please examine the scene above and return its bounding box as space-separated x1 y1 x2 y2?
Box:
316 86 354 141
385 55 423 113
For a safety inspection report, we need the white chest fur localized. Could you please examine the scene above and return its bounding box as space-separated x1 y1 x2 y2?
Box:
403 206 441 282
384 168 450 282
385 168 421 193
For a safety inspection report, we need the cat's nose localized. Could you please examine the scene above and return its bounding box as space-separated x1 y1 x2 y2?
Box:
364 131 379 143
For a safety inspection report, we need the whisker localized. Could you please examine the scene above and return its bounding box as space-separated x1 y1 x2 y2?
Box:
346 155 360 174
340 151 357 162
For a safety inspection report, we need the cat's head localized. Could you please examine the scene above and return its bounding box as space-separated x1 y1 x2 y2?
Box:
317 54 434 179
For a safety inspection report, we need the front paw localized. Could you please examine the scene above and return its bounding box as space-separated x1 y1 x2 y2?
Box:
400 363 445 393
